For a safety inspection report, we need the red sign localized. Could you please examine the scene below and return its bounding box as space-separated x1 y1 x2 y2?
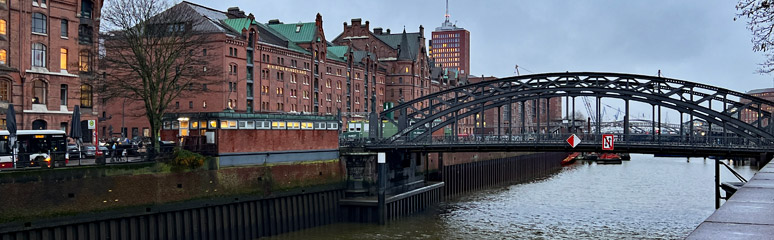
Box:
602 134 614 150
566 134 581 148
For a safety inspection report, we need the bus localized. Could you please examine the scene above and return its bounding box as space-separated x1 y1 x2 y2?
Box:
0 130 68 169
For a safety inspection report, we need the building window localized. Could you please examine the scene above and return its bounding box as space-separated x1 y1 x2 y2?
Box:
60 48 67 71
60 19 67 37
79 50 90 72
78 24 92 44
80 84 92 107
0 49 6 65
60 84 67 106
32 13 46 34
0 79 10 102
32 43 46 68
33 80 46 104
189 101 193 109
80 0 93 19
0 19 5 36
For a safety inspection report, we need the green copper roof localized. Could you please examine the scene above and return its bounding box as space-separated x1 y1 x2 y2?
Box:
222 18 256 33
267 22 317 43
327 46 348 62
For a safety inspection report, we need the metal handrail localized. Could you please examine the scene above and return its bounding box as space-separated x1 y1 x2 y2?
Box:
719 161 748 183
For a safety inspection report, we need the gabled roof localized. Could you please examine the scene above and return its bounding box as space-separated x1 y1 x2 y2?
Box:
374 31 422 60
180 1 240 35
267 22 318 43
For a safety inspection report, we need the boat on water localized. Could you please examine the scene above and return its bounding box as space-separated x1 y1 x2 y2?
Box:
562 152 580 165
596 153 623 164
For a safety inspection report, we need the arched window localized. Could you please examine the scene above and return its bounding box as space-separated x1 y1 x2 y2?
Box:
31 43 46 68
248 30 255 48
32 119 47 130
31 13 46 34
79 50 90 72
337 80 341 89
0 79 10 102
80 84 92 107
33 80 47 104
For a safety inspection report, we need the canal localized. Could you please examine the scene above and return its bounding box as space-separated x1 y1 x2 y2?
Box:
270 154 757 239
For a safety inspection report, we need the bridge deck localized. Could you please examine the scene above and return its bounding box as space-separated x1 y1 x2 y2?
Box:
688 162 774 239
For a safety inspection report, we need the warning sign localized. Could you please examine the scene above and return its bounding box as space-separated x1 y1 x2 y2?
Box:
602 134 614 151
566 134 581 148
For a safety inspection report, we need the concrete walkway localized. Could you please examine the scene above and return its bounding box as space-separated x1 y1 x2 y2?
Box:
687 162 774 239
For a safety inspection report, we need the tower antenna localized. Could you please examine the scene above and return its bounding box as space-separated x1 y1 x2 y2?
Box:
445 0 450 22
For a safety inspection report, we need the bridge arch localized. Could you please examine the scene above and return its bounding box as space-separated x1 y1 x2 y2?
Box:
377 72 774 145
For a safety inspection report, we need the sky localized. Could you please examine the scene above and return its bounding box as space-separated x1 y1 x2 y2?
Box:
183 0 767 121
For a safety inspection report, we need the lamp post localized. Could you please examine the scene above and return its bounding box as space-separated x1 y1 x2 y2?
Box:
121 97 126 139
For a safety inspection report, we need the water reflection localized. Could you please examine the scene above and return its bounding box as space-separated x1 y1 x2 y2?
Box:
270 154 756 240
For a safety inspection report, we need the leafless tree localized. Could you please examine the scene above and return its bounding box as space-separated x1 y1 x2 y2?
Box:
737 0 774 73
100 0 221 157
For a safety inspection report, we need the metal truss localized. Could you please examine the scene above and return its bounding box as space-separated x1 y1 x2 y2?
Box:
373 72 774 151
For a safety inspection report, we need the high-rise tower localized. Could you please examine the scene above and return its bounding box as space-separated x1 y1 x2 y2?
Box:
430 0 470 75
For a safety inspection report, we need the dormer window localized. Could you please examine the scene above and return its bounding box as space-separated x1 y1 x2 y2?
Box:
295 25 301 33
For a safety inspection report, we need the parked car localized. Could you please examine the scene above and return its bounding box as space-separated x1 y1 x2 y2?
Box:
82 145 97 158
98 146 109 156
67 144 80 159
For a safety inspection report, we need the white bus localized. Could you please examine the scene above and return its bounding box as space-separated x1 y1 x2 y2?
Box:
0 130 68 169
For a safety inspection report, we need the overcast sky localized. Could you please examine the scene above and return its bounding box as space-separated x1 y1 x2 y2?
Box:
186 0 767 121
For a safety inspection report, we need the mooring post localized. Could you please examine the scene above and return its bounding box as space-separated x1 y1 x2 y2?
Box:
377 152 387 224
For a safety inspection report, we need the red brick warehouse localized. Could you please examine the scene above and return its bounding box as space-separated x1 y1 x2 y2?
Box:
0 0 102 143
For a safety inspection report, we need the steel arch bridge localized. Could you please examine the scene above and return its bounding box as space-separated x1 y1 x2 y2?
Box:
362 72 774 157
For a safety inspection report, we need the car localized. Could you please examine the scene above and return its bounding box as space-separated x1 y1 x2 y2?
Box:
67 144 80 159
98 146 109 156
82 145 97 158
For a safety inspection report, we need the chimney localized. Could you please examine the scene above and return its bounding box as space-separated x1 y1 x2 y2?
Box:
386 29 391 34
419 25 424 37
226 7 246 19
365 20 370 30
268 19 282 25
374 27 383 34
352 18 362 26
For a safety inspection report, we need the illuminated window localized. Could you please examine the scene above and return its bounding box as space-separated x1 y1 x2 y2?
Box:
60 48 67 70
0 49 6 65
79 50 90 72
0 19 5 35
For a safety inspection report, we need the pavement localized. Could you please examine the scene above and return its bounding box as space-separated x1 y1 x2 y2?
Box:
687 163 774 240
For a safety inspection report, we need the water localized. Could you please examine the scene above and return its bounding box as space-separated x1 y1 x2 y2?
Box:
270 154 757 239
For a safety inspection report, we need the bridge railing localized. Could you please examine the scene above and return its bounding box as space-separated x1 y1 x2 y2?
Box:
357 133 774 149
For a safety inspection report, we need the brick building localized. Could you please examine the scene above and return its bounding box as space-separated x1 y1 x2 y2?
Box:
429 3 470 76
333 19 437 107
462 75 563 136
0 0 101 142
100 2 390 139
742 88 774 127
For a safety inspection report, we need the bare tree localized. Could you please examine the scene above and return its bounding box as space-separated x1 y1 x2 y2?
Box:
100 0 221 157
737 0 774 73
